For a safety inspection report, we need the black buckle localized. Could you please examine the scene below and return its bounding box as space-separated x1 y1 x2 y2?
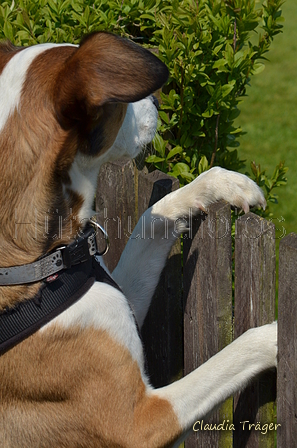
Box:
62 227 95 269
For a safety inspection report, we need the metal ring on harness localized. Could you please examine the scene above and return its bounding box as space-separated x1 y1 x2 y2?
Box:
89 217 110 256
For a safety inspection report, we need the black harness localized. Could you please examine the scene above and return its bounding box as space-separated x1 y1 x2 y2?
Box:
0 224 121 356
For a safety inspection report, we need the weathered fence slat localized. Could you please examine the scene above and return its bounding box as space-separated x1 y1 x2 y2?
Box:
138 170 183 388
277 233 297 447
96 158 137 272
234 213 276 448
183 201 233 448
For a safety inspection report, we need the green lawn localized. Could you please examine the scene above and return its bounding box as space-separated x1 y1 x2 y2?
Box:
236 0 297 236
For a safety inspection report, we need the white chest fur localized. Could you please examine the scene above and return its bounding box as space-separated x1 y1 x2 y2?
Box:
40 278 150 385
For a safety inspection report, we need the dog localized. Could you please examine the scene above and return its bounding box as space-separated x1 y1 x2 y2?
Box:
0 32 277 447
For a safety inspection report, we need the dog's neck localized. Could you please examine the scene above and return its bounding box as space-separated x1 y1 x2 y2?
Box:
0 124 107 309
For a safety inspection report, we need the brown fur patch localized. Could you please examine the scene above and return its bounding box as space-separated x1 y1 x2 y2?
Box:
0 41 24 75
0 326 181 447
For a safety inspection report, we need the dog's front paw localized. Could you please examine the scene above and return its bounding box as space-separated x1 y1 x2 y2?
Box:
187 167 266 213
240 321 278 369
152 166 266 225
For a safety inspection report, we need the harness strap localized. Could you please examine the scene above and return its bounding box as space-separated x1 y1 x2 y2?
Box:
0 257 121 356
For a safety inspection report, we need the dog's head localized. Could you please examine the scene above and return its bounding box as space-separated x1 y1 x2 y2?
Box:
0 32 168 308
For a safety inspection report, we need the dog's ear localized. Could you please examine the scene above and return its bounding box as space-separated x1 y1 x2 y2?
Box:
55 32 169 123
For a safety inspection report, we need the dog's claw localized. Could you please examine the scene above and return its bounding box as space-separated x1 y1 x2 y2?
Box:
242 199 250 214
261 198 267 211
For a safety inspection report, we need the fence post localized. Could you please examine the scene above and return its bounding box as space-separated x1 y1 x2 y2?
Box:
183 201 233 448
234 212 276 448
277 233 297 447
96 158 137 272
138 170 183 388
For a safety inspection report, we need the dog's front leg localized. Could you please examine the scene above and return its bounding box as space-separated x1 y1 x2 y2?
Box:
112 205 179 327
113 167 266 327
152 322 277 446
112 167 263 328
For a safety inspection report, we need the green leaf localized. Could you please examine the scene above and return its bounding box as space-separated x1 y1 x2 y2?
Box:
230 127 242 135
213 43 224 55
180 171 195 181
4 20 13 40
213 59 227 69
198 155 209 174
139 13 155 21
152 133 167 158
145 155 165 164
166 146 183 160
252 63 265 75
221 82 235 98
158 111 169 124
202 109 214 118
171 162 191 175
225 43 234 67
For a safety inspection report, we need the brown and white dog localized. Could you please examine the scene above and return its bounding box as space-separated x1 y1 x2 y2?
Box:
0 32 277 447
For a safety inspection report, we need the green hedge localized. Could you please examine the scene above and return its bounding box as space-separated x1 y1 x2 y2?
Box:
0 0 287 215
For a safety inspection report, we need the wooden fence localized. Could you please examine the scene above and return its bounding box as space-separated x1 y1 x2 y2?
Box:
96 158 297 448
